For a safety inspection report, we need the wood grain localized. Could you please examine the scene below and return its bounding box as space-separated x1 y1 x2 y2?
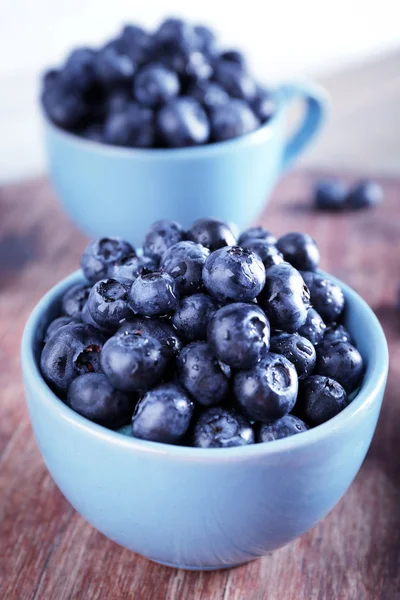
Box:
1 172 400 600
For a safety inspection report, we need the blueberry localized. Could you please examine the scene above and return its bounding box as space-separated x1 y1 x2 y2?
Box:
106 88 131 114
171 293 218 342
176 342 229 406
143 219 185 262
298 375 348 425
42 69 60 91
94 46 136 88
324 323 353 344
157 97 210 147
251 88 276 123
203 246 265 303
258 262 310 332
162 50 212 85
117 317 183 358
314 180 347 210
194 25 217 57
68 373 135 428
213 61 257 101
234 353 298 422
192 407 254 448
129 270 179 316
100 332 168 392
131 383 194 444
118 24 152 63
86 278 132 329
277 232 320 272
61 283 91 318
187 218 237 250
297 308 326 345
108 253 157 281
81 238 134 283
346 180 384 209
155 18 199 52
208 302 270 368
81 123 104 142
315 340 364 393
104 103 155 147
41 84 87 129
270 333 316 379
161 241 210 296
238 227 277 246
44 316 79 343
210 99 259 142
62 48 97 91
40 322 106 395
133 63 180 107
242 239 283 268
301 271 344 323
188 80 229 112
220 50 246 69
256 414 308 443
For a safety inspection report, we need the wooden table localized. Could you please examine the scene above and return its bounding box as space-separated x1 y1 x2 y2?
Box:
1 171 400 600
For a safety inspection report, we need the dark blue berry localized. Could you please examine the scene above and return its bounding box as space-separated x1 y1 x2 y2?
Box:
106 88 131 114
234 353 298 422
298 375 348 425
238 227 277 246
104 103 155 147
117 317 183 358
44 316 79 343
251 88 276 123
192 407 254 448
323 323 353 345
171 293 218 342
194 25 217 57
108 253 157 281
220 50 246 69
143 219 185 262
161 241 210 296
81 238 134 283
301 271 344 323
118 24 152 63
62 48 97 92
176 341 229 406
131 383 194 444
203 246 265 303
86 278 132 329
187 218 237 250
314 180 347 210
258 262 310 332
61 283 90 318
155 18 199 52
42 84 87 129
297 308 326 345
277 232 320 272
163 50 212 84
346 180 384 209
157 97 210 147
82 123 104 142
256 414 308 443
315 340 363 393
95 46 136 88
188 80 229 111
242 239 283 268
68 373 135 428
40 322 105 395
210 99 259 142
133 63 180 107
129 270 179 316
101 332 168 392
213 61 257 101
208 302 270 368
270 333 316 379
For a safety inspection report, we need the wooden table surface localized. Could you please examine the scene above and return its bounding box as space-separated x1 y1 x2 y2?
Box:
1 171 400 600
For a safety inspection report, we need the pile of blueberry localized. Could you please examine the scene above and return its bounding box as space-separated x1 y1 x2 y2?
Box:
40 218 364 448
41 18 275 148
314 179 384 211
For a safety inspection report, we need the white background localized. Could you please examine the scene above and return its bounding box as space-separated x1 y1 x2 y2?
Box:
0 0 399 181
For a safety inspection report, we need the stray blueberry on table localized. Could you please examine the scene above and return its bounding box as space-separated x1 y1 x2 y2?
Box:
297 308 326 346
157 97 210 147
129 270 179 316
256 414 308 443
61 283 91 318
143 219 185 263
314 179 347 210
172 293 218 342
298 375 348 426
315 340 364 393
161 241 210 296
346 180 384 209
131 383 194 444
210 99 259 142
192 407 254 448
86 278 132 329
301 271 344 323
270 333 316 379
68 373 135 428
238 226 277 246
187 218 237 250
81 237 134 283
276 232 320 272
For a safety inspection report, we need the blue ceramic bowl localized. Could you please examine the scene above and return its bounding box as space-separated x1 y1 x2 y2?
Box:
21 270 388 571
43 82 327 245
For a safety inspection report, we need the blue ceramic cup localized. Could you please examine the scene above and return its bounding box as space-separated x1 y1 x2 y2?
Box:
22 270 387 571
44 82 327 245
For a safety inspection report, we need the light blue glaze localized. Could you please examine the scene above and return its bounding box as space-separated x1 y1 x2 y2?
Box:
44 82 327 245
21 270 388 570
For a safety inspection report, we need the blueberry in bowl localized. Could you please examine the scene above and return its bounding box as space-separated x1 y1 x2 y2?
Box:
21 219 387 570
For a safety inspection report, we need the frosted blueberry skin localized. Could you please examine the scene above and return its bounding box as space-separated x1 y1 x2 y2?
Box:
133 63 180 107
61 283 91 318
207 302 270 369
44 316 79 344
315 340 364 393
297 308 326 346
161 241 210 296
81 238 135 283
203 246 266 303
234 352 298 422
156 97 210 148
314 179 347 210
117 317 183 358
172 293 218 342
213 61 257 102
276 232 320 272
346 180 384 209
104 103 156 148
131 383 194 444
129 271 179 317
176 341 230 407
298 375 348 426
270 333 316 379
68 373 135 429
256 415 309 443
210 99 260 142
108 254 157 281
40 322 106 396
187 218 237 251
301 271 345 323
142 219 185 263
323 323 353 345
86 278 132 329
192 407 254 448
242 239 284 269
238 227 277 247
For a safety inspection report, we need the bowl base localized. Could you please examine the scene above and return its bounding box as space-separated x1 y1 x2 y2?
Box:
150 557 257 571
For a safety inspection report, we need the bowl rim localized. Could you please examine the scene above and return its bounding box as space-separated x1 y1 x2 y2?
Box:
21 269 388 461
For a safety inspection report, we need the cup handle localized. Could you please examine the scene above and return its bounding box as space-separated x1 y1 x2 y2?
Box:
277 82 328 171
